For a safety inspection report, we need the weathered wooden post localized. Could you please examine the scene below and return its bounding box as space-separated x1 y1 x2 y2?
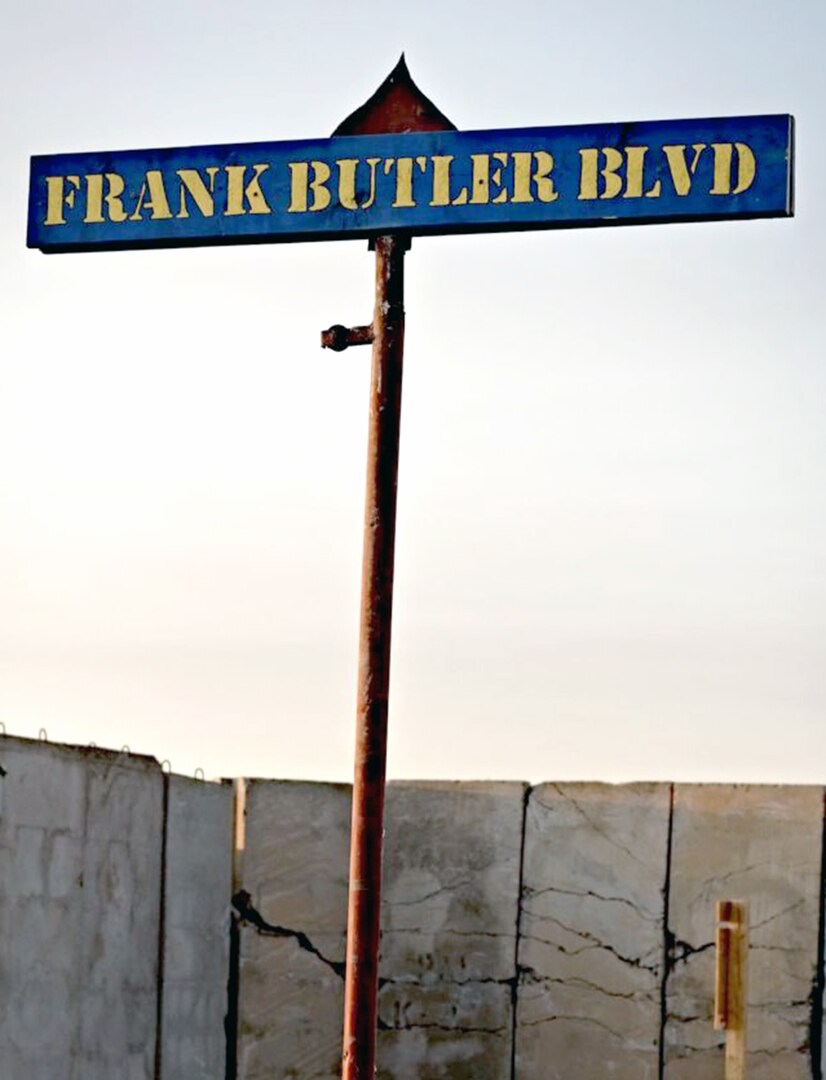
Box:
715 899 749 1080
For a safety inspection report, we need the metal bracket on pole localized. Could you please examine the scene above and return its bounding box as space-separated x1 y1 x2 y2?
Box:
320 324 374 352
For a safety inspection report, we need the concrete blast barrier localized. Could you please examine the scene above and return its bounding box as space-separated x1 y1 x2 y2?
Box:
0 736 163 1080
159 775 234 1080
235 780 526 1080
664 784 823 1079
378 782 526 1080
515 782 671 1080
235 780 351 1080
2 733 826 1079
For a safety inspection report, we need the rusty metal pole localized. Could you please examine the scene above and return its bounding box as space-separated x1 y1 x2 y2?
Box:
341 233 408 1080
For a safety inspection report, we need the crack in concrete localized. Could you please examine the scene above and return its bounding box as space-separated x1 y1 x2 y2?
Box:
521 917 660 973
752 998 810 1011
750 1045 808 1057
670 937 715 965
519 1012 625 1041
751 898 806 933
751 942 810 957
510 783 529 1080
379 973 516 990
657 783 674 1080
527 972 654 1003
380 927 511 939
545 784 646 868
385 879 473 907
232 890 346 979
524 882 660 923
378 1018 508 1035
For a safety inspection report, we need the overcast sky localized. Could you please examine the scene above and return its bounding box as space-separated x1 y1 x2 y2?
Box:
1 0 824 785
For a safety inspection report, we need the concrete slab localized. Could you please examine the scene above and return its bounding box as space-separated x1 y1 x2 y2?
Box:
236 780 351 1080
379 781 527 1080
236 779 526 1080
515 782 671 1080
159 775 234 1080
0 736 163 1080
664 784 823 1079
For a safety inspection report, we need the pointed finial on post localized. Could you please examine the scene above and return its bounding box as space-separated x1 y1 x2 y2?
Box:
332 54 456 136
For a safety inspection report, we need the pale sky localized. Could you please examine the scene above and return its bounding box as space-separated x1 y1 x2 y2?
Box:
1 0 824 785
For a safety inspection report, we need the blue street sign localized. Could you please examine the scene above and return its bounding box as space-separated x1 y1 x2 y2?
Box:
28 114 793 253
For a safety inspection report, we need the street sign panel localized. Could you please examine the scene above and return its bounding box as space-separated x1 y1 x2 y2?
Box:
28 113 793 253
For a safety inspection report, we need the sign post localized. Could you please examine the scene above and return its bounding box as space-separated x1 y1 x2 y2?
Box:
27 55 793 1080
319 63 454 1080
336 232 406 1080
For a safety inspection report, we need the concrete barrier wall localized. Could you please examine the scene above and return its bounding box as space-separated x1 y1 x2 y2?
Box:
0 737 163 1080
235 780 351 1080
515 782 671 1080
0 736 232 1080
664 785 823 1079
160 775 234 1080
1 733 825 1079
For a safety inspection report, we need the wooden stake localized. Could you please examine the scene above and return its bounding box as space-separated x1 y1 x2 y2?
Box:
715 899 749 1080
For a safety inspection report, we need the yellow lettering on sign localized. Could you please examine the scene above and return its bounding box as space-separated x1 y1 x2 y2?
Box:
511 152 533 202
710 142 757 195
578 148 624 200
429 155 470 206
710 143 733 195
600 148 624 200
581 144 702 200
470 154 491 204
624 146 662 198
452 173 469 205
360 158 382 210
176 167 219 218
44 175 80 225
732 143 756 194
512 151 559 203
226 164 272 216
336 159 360 210
662 143 706 196
531 151 559 203
385 156 426 209
84 173 129 223
430 156 453 206
491 152 509 203
83 175 105 223
129 171 173 221
578 149 599 200
465 153 509 205
287 161 330 213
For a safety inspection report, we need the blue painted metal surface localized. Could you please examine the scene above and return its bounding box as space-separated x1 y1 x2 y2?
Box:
28 114 793 253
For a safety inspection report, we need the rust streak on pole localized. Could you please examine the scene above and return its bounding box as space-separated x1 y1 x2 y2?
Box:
341 233 408 1080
